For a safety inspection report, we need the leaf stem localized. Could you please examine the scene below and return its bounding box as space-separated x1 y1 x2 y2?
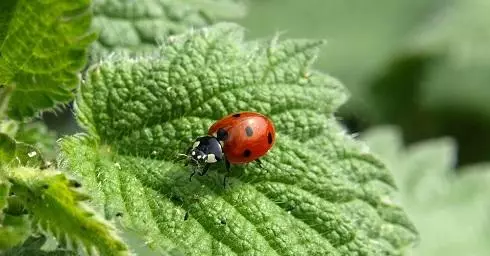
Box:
0 84 14 120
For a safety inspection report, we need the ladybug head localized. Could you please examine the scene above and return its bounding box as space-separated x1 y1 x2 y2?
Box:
188 136 223 165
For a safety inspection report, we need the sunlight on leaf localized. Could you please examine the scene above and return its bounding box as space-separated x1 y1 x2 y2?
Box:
60 23 417 255
0 0 96 120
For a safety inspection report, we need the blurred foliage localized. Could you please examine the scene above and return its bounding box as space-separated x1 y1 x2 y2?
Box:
238 0 490 166
362 126 490 256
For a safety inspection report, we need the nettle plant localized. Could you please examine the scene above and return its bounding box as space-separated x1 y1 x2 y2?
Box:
0 1 417 255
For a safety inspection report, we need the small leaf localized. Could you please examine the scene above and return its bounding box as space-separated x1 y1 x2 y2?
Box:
0 120 19 137
0 0 96 120
1 234 78 256
6 166 129 255
0 132 45 168
362 126 490 255
0 120 57 161
0 179 8 211
61 23 417 255
14 122 57 161
0 133 16 165
0 179 31 251
91 0 247 59
0 213 31 250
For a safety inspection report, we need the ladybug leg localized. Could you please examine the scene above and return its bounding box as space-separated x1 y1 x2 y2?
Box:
225 159 231 172
199 164 210 176
255 158 263 168
223 175 229 189
189 169 196 182
223 159 231 189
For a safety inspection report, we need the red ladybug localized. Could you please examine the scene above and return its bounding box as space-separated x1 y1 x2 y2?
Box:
187 111 276 185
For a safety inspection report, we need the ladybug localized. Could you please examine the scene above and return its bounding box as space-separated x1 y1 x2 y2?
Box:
187 111 276 186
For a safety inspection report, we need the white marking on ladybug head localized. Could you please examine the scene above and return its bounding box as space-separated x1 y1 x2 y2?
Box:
206 154 217 163
193 141 200 149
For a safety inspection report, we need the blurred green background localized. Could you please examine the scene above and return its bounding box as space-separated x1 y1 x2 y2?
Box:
44 0 490 167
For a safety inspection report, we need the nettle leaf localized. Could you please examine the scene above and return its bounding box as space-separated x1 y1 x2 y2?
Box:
0 120 19 138
0 212 31 251
0 121 57 161
0 133 16 164
0 133 45 168
1 234 77 256
14 122 57 161
91 0 247 59
0 172 30 251
362 126 490 256
5 166 129 255
60 23 417 255
0 0 96 120
0 179 8 211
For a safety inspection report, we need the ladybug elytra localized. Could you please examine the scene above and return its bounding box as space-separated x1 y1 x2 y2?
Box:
187 111 276 186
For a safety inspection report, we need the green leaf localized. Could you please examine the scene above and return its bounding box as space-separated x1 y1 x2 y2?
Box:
1 234 78 256
0 213 31 251
14 122 57 161
0 179 8 211
0 120 19 138
0 0 96 120
0 133 16 165
6 166 129 256
0 178 31 251
91 0 247 59
0 120 57 161
362 126 490 256
0 132 45 168
60 23 417 255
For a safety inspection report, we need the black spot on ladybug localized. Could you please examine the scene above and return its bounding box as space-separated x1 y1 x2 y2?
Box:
267 132 273 144
243 149 251 157
232 113 241 117
217 128 228 141
245 126 253 137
